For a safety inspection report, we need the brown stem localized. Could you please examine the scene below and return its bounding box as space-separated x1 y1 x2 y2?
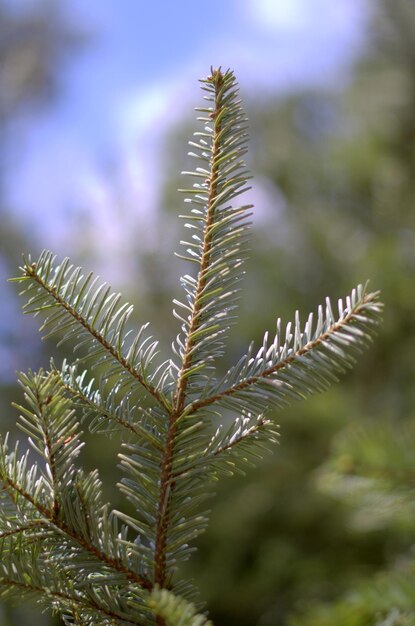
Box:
153 68 225 590
33 385 60 520
0 521 46 539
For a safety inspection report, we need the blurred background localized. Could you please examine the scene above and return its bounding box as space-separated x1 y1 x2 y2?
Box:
1 0 415 624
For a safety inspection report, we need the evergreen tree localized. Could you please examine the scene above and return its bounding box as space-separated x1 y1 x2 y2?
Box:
0 68 381 625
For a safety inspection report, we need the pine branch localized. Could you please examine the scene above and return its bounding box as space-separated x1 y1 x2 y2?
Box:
13 253 171 412
1 67 383 625
186 284 382 416
0 577 146 626
154 67 253 590
170 413 279 483
0 568 150 626
12 369 83 520
0 468 152 590
0 372 154 595
171 66 252 401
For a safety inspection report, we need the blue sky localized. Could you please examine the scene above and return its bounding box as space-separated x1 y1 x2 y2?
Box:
5 0 369 251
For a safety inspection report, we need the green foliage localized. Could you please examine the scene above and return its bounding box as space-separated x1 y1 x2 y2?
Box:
285 417 415 626
148 587 212 626
317 419 415 532
289 560 415 626
0 68 381 625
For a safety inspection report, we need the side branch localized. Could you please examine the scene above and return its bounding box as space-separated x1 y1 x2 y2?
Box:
187 291 381 414
1 475 153 592
23 263 170 412
169 416 271 483
0 578 144 626
210 417 270 457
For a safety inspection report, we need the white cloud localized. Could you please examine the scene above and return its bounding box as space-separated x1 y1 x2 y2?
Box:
244 0 366 34
244 0 308 31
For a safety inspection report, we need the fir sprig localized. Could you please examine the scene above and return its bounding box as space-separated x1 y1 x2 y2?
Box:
13 254 170 410
0 68 382 625
188 284 382 416
154 67 254 592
